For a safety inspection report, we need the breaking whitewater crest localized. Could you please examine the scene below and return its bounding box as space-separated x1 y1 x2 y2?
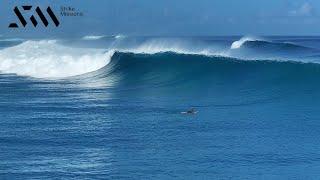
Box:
0 36 319 79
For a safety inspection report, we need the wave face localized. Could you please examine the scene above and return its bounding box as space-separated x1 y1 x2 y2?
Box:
95 51 320 90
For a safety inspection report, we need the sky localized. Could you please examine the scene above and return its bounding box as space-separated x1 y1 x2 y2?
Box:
0 0 320 37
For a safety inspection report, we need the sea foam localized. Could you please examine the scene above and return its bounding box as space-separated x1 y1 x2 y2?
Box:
0 40 113 78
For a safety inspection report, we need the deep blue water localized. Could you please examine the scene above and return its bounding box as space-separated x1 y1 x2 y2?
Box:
1 36 320 179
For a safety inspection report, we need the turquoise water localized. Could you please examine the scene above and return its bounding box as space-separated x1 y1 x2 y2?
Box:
1 36 320 179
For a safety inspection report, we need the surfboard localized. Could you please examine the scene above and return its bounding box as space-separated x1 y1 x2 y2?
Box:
181 111 198 114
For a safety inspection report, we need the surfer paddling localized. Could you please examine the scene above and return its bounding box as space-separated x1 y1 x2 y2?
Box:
181 108 197 115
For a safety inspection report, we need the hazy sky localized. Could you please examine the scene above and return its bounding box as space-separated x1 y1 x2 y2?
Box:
1 0 320 37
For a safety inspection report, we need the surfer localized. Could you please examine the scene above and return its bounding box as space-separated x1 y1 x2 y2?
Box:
181 108 197 114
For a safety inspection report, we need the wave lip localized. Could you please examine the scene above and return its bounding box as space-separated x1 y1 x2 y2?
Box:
0 40 114 78
231 36 262 49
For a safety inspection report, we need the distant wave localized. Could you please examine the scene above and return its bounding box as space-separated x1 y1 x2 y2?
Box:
230 36 315 51
82 34 126 40
241 40 314 50
82 35 106 40
231 36 262 49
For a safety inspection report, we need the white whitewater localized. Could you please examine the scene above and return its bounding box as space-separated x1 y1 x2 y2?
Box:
231 36 260 49
0 40 114 78
82 35 106 40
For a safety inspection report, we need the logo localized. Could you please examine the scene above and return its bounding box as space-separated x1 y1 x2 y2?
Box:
60 6 84 17
9 6 60 28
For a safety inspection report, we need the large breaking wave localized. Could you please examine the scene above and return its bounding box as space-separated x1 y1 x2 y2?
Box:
0 36 320 79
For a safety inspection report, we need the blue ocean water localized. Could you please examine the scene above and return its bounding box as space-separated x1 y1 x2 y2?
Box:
1 36 320 179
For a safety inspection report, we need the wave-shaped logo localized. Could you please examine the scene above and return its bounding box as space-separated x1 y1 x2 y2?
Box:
8 6 60 28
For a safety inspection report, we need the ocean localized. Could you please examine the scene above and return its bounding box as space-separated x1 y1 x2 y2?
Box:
1 36 320 179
